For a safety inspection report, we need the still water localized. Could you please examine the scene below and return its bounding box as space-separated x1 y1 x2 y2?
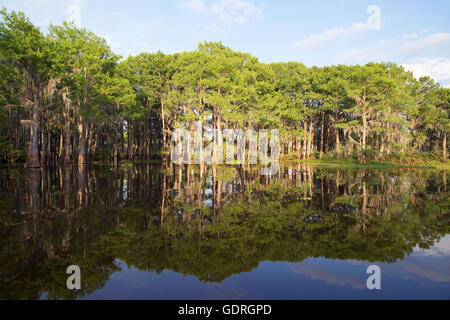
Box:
0 163 449 299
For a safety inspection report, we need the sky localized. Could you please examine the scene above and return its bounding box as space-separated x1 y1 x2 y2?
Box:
1 0 450 87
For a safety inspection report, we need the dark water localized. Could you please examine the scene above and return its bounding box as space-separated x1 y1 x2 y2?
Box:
0 163 449 300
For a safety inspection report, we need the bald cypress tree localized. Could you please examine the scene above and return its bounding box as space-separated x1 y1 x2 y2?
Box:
0 9 52 167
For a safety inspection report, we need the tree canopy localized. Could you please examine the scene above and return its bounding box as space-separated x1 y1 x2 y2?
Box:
0 8 449 166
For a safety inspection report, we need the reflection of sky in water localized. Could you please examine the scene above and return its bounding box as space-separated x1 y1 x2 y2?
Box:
82 235 450 300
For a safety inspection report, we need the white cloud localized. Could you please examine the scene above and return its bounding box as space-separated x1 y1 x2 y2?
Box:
402 58 450 87
402 33 418 40
292 22 368 48
290 262 366 289
176 0 263 25
414 236 450 257
332 32 450 87
334 32 450 64
405 33 450 52
177 0 208 13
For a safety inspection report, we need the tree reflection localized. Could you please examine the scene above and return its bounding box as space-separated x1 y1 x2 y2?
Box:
0 164 448 299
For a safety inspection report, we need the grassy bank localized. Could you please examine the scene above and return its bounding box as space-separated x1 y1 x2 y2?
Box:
281 158 450 169
8 157 445 169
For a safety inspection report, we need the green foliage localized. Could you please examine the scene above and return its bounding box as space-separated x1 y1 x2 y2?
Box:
0 7 448 165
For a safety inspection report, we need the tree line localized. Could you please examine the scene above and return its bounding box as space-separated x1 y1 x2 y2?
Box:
0 8 449 167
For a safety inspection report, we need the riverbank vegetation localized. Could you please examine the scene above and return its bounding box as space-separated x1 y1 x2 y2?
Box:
0 8 448 167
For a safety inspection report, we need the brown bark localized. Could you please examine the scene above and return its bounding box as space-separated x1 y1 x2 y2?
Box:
320 111 324 159
307 121 313 159
362 113 368 149
77 116 88 164
25 103 40 168
444 131 447 159
62 92 72 164
302 121 307 160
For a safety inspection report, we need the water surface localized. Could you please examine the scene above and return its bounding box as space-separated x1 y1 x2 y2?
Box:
0 164 449 299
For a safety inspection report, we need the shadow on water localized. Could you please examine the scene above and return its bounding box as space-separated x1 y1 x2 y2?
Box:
0 163 449 299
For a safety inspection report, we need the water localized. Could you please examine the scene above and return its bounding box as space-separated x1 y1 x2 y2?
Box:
0 164 449 300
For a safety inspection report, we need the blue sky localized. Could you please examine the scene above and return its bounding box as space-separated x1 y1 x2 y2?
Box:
2 0 450 86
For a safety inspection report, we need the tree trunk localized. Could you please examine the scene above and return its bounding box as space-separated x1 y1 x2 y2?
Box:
444 130 447 159
307 121 313 159
47 128 51 165
336 127 340 149
320 111 324 159
63 94 72 164
26 103 40 168
302 121 307 159
77 116 88 164
362 113 367 149
161 99 166 153
58 132 64 162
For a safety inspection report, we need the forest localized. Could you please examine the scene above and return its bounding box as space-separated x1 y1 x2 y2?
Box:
0 8 449 167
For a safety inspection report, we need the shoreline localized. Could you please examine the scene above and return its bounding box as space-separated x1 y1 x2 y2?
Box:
1 158 449 170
